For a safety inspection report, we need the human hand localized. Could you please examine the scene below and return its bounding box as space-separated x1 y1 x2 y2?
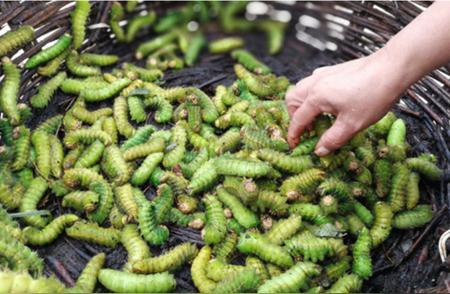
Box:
286 52 406 156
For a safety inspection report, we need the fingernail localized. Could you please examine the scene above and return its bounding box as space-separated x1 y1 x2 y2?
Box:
315 146 330 156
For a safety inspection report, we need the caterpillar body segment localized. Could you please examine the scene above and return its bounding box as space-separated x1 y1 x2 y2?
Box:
223 176 258 204
82 78 132 102
74 140 105 168
98 269 176 293
216 186 259 228
370 202 393 247
25 34 72 69
120 125 156 151
69 253 105 293
114 184 139 222
245 256 270 284
64 128 112 149
127 96 146 123
123 137 165 161
254 190 289 216
49 134 64 178
352 227 372 279
131 242 199 274
369 111 397 136
209 37 244 54
11 126 30 171
62 191 99 213
187 159 218 195
202 194 227 245
79 53 119 66
406 172 420 210
37 48 70 76
71 0 91 49
23 214 79 246
393 204 433 229
257 148 313 173
388 163 409 213
0 25 35 57
191 246 217 293
212 268 260 293
214 157 272 178
205 259 247 282
326 273 363 293
0 58 21 125
162 123 187 168
72 106 113 125
231 49 271 74
285 230 332 262
291 137 319 156
19 177 49 228
257 20 287 55
138 202 169 245
0 271 64 293
67 51 101 77
131 152 164 186
405 157 442 181
264 214 302 245
374 159 392 198
280 168 325 200
121 224 151 272
87 180 114 224
66 221 121 247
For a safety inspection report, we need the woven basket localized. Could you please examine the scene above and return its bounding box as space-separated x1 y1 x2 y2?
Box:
0 1 448 292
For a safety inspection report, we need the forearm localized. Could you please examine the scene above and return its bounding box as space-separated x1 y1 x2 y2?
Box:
375 1 450 94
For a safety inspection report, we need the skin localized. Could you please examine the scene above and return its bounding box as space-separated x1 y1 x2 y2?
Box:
286 1 450 156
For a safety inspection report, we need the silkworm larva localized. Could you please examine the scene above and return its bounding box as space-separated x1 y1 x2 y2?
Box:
37 47 70 77
25 34 72 69
121 224 151 272
373 159 392 198
317 178 352 202
405 157 443 181
127 96 146 123
264 214 302 245
60 77 108 95
102 117 118 144
179 147 209 179
201 194 227 245
355 143 376 167
213 231 237 262
114 184 139 222
0 25 34 57
30 131 51 179
245 256 270 284
288 203 332 226
0 271 65 293
64 128 112 149
123 137 166 162
0 57 21 125
231 49 271 74
49 179 73 197
66 221 120 247
98 269 176 293
47 134 63 178
217 187 259 229
234 64 277 97
73 140 104 169
186 87 219 123
213 268 259 293
144 95 174 123
162 123 186 168
19 177 49 228
237 232 293 269
79 53 118 66
328 237 349 259
325 256 352 283
253 190 288 216
126 11 157 42
191 246 217 293
135 30 178 59
82 79 132 103
0 119 14 146
109 1 126 42
67 253 105 293
113 96 136 138
108 205 127 230
67 50 101 77
101 145 130 185
393 204 433 229
215 111 255 129
257 20 286 55
280 168 325 200
370 202 393 247
257 148 313 173
62 191 99 213
132 242 199 274
131 152 164 186
388 163 409 213
206 258 247 282
326 273 363 293
346 213 366 236
209 37 244 54
87 180 114 224
258 261 320 293
11 126 30 171
184 32 206 66
404 172 421 210
214 127 241 155
223 176 258 205
369 111 396 136
138 202 169 245
351 227 372 280
187 159 218 195
120 125 156 151
23 214 79 246
285 230 332 262
214 157 271 178
71 0 91 49
31 71 67 109
72 105 113 125
63 146 84 171
186 94 202 132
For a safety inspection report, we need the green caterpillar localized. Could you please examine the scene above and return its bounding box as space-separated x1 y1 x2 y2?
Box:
213 231 238 262
0 119 14 146
234 64 277 97
0 25 34 57
163 123 187 168
373 159 392 198
131 152 164 186
126 11 157 42
209 37 244 54
0 271 64 293
63 168 104 188
31 131 51 178
114 184 139 222
67 253 105 293
281 168 325 200
254 190 289 216
19 177 49 228
231 49 271 74
257 20 286 55
215 111 255 129
71 0 91 49
237 232 293 269
23 214 79 246
127 96 146 123
186 93 202 132
246 256 270 284
62 191 99 213
214 157 271 178
264 214 302 245
217 186 259 228
206 259 247 282
191 246 217 293
37 48 70 77
132 242 199 274
67 50 101 77
214 128 241 155
11 126 30 171
212 268 259 293
102 117 118 144
120 125 156 150
257 262 320 293
369 111 397 136
113 96 136 138
370 202 393 247
72 105 113 125
241 125 289 152
257 148 313 173
325 256 352 282
185 32 206 66
0 58 21 125
123 137 165 161
102 145 130 185
202 194 227 244
64 128 112 149
405 157 442 181
82 78 132 102
352 227 372 279
98 269 176 293
138 202 169 245
406 172 420 210
109 1 126 42
122 63 163 82
144 95 174 123
87 180 114 224
66 221 121 248
353 200 374 227
223 176 258 205
74 140 105 168
60 77 108 95
25 34 72 69
121 224 152 272
285 230 332 262
49 135 64 178
109 205 127 229
180 147 209 179
326 273 363 293
135 31 178 59
388 163 409 213
79 53 118 66
393 204 433 229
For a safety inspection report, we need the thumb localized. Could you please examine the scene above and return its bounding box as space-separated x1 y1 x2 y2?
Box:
315 117 356 156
